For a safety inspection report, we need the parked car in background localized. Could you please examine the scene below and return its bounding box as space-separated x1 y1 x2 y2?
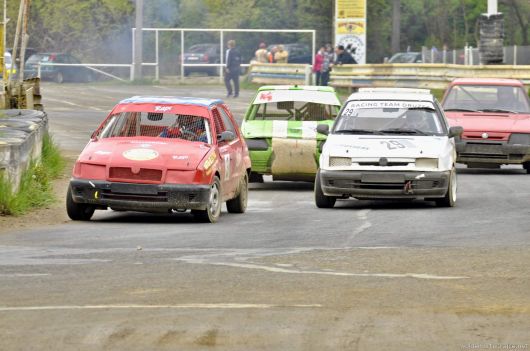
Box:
388 52 423 63
183 44 221 76
442 78 530 172
241 85 341 182
316 88 462 208
267 43 312 64
24 53 94 83
67 96 251 223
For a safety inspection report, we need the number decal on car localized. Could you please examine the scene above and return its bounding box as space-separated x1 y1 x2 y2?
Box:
382 140 406 150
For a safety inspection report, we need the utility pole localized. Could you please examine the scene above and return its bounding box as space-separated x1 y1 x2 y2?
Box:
391 0 401 53
19 0 31 82
133 0 143 80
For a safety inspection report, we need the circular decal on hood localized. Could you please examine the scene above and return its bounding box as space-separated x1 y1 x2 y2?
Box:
123 148 159 161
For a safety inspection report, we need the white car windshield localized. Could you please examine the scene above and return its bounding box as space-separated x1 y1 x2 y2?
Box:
335 100 445 136
97 111 212 143
443 85 530 113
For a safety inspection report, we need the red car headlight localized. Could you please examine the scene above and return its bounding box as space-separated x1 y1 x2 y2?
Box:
73 163 106 180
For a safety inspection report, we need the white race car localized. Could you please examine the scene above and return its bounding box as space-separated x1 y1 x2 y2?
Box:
315 88 463 208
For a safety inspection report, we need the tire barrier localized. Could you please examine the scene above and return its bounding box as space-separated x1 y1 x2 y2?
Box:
0 109 48 191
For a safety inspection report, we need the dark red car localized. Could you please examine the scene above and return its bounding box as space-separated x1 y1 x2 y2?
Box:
442 78 530 173
67 96 251 223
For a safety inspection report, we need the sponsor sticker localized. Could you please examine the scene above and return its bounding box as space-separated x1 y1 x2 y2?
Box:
172 155 189 160
123 148 159 161
94 150 112 155
342 101 434 116
154 106 172 112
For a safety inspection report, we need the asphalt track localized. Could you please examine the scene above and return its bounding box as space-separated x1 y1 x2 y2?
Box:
0 83 529 350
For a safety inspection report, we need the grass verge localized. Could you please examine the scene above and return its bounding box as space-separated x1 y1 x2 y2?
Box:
0 134 66 216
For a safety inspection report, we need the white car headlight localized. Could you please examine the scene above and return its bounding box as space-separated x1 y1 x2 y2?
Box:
329 156 352 167
415 158 438 169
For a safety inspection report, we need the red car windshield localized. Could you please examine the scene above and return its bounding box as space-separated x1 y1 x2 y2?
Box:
443 85 530 114
97 112 212 143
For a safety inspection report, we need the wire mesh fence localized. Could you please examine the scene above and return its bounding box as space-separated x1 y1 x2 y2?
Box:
421 45 530 65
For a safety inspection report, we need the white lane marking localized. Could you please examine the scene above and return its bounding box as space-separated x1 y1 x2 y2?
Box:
272 120 288 138
178 257 468 280
45 97 104 111
0 274 50 277
0 303 322 312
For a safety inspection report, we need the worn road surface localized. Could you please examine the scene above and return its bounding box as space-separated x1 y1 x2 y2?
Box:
0 83 529 351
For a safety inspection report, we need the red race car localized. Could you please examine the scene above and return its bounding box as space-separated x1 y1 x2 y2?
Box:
442 78 530 172
67 96 251 223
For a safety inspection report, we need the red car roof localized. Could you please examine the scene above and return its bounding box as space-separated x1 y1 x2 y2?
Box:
450 78 524 86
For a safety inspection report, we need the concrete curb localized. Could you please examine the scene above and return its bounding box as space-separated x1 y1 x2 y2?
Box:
0 110 48 191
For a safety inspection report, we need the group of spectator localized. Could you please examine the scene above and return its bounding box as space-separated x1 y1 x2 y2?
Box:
252 42 357 86
313 44 357 86
254 43 289 64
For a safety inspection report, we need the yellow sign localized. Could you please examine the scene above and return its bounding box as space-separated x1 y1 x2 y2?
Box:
337 0 365 19
337 20 365 35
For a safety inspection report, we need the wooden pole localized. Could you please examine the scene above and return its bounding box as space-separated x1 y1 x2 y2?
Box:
8 0 24 84
19 0 31 82
391 0 401 53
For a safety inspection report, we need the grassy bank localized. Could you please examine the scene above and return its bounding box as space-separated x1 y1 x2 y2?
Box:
0 134 65 216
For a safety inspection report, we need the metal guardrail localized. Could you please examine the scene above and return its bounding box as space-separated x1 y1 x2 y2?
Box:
248 63 312 85
37 63 133 81
329 64 530 90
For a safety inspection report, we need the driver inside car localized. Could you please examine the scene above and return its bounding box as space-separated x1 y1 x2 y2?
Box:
159 115 208 142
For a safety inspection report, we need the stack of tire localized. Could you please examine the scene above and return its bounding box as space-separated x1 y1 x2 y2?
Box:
0 109 48 190
478 13 504 65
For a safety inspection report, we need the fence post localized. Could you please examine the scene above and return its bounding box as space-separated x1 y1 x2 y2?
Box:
421 46 426 63
470 46 474 65
180 30 184 81
155 29 159 81
453 50 456 64
37 63 41 78
431 47 435 63
514 45 517 65
219 30 224 83
129 65 134 81
304 65 311 85
443 49 447 64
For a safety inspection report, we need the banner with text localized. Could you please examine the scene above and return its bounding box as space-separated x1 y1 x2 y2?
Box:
335 0 366 64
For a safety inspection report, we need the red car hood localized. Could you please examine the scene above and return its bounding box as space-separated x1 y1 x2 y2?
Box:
78 137 212 171
446 111 530 133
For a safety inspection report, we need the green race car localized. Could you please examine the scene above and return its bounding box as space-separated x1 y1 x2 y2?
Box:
241 85 341 182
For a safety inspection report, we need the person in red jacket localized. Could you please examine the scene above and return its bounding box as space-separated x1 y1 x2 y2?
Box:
313 46 325 85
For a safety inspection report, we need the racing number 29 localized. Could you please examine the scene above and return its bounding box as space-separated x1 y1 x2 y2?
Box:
382 140 406 150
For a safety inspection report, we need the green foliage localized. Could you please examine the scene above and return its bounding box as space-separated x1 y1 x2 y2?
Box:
0 134 65 216
4 0 530 63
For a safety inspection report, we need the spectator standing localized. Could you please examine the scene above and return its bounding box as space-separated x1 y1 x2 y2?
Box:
332 45 357 66
268 46 278 63
320 44 333 86
313 46 325 85
225 40 241 98
274 45 289 63
255 42 268 63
